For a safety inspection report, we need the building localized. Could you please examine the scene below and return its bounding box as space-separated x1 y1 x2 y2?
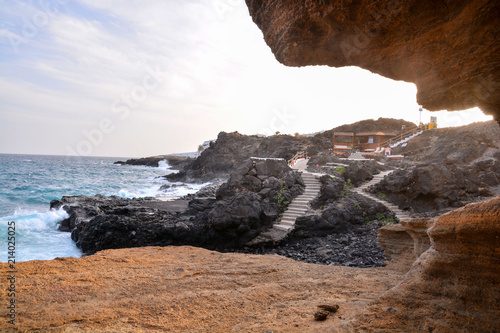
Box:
333 132 354 154
355 131 397 152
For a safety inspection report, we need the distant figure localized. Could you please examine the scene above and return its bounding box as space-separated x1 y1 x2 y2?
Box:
385 147 391 156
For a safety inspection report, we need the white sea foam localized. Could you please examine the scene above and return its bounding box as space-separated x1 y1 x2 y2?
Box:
0 208 80 262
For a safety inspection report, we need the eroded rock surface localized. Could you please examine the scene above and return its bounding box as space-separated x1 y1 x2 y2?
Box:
166 131 321 182
352 196 500 332
0 246 403 332
245 0 500 120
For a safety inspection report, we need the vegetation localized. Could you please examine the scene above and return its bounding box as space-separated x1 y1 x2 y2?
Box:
335 166 346 174
274 181 290 209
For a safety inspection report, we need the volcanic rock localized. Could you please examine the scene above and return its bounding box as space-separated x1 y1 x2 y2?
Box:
293 193 394 239
114 156 192 170
165 131 320 182
55 159 304 254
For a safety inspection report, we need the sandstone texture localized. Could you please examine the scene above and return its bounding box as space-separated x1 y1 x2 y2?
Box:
352 196 500 332
0 246 403 332
245 0 500 120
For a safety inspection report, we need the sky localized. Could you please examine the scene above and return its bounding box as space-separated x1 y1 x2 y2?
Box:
0 0 493 158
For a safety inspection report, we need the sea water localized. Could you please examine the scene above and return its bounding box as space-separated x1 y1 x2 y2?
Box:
0 154 207 262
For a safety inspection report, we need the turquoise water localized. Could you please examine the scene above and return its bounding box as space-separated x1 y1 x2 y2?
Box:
0 154 206 262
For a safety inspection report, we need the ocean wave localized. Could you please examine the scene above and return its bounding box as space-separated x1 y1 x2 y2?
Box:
0 207 81 262
0 207 69 233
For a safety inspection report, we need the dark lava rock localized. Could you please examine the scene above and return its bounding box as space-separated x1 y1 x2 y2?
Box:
228 218 392 268
344 163 374 186
310 175 345 209
115 156 192 170
293 194 394 239
370 159 500 214
56 159 304 255
164 131 319 182
114 157 165 167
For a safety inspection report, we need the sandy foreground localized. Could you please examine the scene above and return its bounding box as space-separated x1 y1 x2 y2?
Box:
1 245 402 332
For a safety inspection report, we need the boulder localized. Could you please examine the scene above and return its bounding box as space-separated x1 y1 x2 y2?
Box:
344 163 374 187
293 194 393 238
310 175 345 209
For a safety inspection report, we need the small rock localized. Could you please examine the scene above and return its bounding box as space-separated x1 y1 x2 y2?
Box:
317 304 339 313
314 310 330 321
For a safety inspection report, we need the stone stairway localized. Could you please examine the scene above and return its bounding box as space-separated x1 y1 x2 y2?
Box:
351 170 411 220
274 171 321 231
246 158 321 245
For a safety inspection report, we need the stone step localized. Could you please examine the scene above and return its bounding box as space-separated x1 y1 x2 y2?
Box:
285 209 306 215
286 205 307 210
274 224 293 231
279 219 295 226
295 196 316 200
288 202 308 207
282 214 301 218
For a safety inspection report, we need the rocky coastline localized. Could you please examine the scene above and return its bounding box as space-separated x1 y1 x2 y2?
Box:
4 119 499 332
51 120 500 270
51 158 306 255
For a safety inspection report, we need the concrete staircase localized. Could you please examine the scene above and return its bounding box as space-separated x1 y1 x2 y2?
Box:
274 171 321 231
351 170 411 220
246 158 321 245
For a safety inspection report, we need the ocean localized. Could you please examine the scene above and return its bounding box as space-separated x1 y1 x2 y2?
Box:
0 154 207 262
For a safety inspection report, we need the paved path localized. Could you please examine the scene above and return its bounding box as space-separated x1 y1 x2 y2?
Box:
351 170 411 220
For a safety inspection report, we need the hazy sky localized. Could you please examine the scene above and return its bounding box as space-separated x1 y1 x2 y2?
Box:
0 0 492 157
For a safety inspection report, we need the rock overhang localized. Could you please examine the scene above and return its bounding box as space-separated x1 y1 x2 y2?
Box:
245 0 500 122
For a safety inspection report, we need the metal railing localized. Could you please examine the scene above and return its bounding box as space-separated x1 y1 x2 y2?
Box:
380 127 424 148
288 151 308 166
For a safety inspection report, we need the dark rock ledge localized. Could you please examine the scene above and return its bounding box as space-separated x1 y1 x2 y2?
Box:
52 159 304 255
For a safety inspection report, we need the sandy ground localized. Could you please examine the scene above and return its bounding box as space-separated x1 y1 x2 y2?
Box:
0 246 403 332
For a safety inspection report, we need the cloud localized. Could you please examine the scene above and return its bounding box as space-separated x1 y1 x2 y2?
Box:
0 0 492 157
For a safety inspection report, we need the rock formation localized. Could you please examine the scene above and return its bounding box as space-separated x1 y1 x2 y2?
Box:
245 0 500 121
0 246 404 332
166 131 321 182
352 196 500 332
294 193 393 239
370 121 500 214
114 155 192 169
51 159 304 254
